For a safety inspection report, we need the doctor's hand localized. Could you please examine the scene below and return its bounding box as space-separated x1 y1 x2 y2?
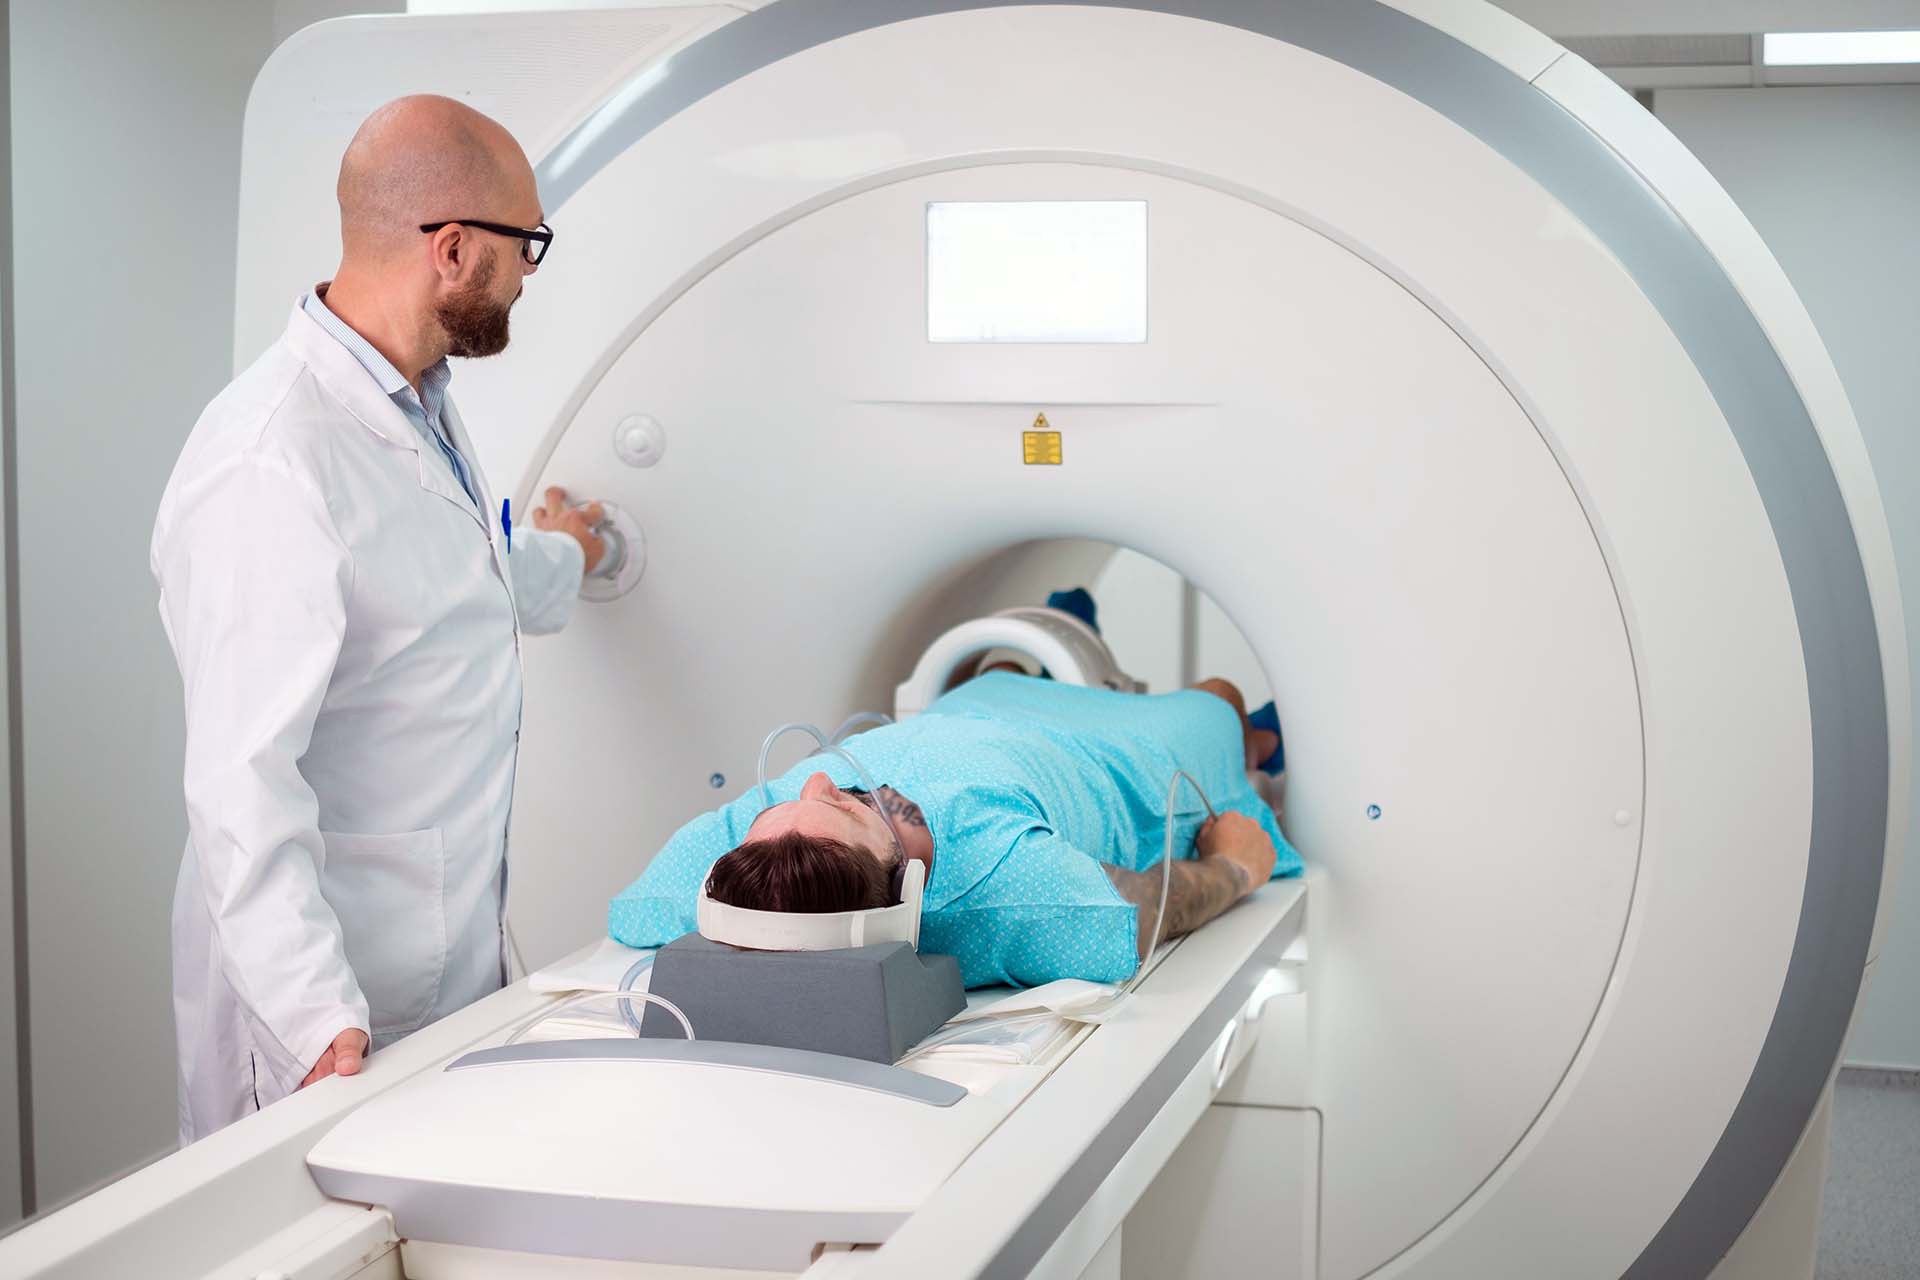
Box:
529 486 607 575
300 1028 370 1088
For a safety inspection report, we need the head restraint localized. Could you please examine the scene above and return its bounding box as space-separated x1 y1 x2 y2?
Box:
893 605 1144 717
697 857 926 951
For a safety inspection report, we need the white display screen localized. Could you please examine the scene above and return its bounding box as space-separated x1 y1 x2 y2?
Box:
926 200 1148 343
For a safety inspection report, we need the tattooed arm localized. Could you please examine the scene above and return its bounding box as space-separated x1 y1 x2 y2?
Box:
1104 859 1249 961
872 786 929 831
1102 812 1278 961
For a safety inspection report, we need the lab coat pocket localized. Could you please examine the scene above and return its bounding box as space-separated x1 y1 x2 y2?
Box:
318 828 448 1040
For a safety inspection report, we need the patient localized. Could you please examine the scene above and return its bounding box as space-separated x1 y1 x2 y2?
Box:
610 671 1303 988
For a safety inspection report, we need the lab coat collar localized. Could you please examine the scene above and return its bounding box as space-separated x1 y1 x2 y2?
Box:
284 301 420 453
282 301 486 533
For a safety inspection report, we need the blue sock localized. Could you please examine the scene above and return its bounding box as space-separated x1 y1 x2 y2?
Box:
1046 587 1100 636
1248 701 1285 775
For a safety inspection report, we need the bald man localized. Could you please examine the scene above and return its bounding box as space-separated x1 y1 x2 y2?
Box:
153 97 602 1140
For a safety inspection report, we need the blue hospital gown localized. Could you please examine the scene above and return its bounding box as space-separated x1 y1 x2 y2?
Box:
607 673 1304 987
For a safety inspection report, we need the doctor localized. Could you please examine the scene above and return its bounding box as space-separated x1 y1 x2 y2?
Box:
153 96 602 1140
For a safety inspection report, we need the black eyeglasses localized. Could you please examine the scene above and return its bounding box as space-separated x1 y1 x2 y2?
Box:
419 219 553 266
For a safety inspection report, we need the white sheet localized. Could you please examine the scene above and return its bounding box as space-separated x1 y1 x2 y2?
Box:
527 936 655 994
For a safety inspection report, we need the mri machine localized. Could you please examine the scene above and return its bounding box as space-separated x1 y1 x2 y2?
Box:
2 0 1910 1276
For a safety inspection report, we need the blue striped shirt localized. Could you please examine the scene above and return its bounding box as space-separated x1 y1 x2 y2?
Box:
301 289 476 506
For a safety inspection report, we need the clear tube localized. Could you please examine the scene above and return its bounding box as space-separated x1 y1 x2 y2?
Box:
503 988 694 1046
755 721 908 861
896 769 1218 1062
617 953 657 1037
1126 769 1218 996
827 711 893 744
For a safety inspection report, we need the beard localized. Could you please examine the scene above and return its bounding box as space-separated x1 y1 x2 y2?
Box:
435 250 517 358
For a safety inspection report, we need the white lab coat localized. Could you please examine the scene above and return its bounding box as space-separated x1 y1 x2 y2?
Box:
153 302 584 1142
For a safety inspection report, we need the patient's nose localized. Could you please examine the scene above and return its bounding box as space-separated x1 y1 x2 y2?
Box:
799 772 839 801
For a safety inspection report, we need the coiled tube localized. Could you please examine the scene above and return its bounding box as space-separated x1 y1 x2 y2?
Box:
503 988 695 1046
827 711 893 744
755 721 908 861
899 769 1217 1061
1127 769 1218 996
617 953 657 1037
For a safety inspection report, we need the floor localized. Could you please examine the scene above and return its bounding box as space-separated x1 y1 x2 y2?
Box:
1817 1068 1920 1279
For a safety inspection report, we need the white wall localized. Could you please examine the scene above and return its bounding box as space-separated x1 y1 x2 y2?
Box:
1658 86 1920 1071
9 0 277 1214
0 4 21 1230
6 0 398 1218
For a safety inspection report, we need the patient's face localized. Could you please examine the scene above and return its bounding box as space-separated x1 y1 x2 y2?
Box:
746 771 896 864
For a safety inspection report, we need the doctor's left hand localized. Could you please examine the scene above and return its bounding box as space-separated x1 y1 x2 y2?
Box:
529 485 607 575
299 1028 370 1088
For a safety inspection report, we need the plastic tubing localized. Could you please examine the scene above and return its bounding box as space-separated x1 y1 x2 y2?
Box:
827 711 893 744
502 988 695 1046
755 721 908 861
1125 769 1218 996
897 769 1218 1062
617 953 657 1037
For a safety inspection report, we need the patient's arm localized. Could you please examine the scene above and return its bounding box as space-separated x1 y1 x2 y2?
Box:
1103 813 1278 961
1104 858 1248 962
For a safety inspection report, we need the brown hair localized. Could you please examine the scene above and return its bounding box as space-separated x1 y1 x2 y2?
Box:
705 832 894 914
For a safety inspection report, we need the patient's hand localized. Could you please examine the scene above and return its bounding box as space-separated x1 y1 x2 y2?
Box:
1196 813 1277 895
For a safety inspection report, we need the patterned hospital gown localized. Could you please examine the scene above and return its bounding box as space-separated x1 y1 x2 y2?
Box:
607 672 1303 987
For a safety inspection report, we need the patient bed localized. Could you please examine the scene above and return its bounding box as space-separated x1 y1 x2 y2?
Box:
4 882 1306 1278
319 889 1308 1275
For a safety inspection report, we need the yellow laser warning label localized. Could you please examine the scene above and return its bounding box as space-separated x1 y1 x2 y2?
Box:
1032 412 1050 430
1023 430 1063 465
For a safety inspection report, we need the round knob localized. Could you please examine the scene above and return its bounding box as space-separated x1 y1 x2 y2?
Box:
613 414 666 468
589 522 627 581
578 502 647 603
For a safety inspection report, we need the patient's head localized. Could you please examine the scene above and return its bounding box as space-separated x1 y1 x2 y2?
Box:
705 831 895 914
705 771 901 914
